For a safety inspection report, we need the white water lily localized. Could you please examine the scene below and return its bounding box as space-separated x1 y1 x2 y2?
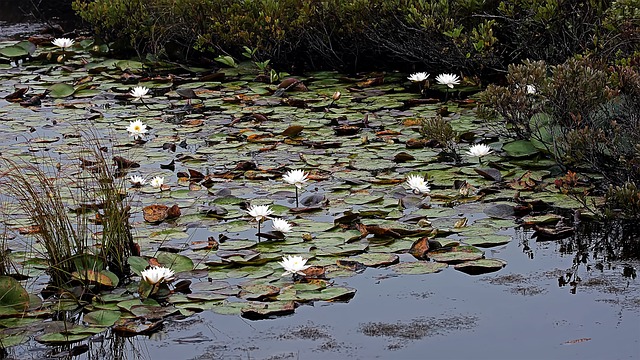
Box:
406 174 430 194
130 175 146 187
272 218 293 233
141 266 175 285
466 144 493 158
435 73 461 88
150 176 164 188
282 169 309 189
279 255 310 277
408 72 429 82
129 86 150 101
126 119 148 139
52 37 75 49
247 204 273 222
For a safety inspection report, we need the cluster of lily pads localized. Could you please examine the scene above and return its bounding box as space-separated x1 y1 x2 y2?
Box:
0 35 595 348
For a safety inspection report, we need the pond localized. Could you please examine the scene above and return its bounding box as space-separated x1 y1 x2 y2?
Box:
0 29 638 360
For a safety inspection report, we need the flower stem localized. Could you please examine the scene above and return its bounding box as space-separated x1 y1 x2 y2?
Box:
295 187 299 207
257 219 261 242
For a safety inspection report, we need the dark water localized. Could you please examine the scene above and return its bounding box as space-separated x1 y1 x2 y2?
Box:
0 12 638 360
5 228 638 360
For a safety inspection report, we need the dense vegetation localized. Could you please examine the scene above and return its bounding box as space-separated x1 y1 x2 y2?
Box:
71 0 638 74
70 0 640 217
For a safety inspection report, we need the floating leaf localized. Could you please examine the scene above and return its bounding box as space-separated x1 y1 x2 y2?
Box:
503 140 539 158
83 310 121 327
48 83 75 98
391 261 448 275
241 301 295 319
156 252 194 273
0 276 29 311
429 246 484 263
454 258 507 275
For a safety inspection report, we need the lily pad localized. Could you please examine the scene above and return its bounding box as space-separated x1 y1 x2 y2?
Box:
429 246 484 263
390 261 448 275
83 310 121 327
454 258 507 275
0 276 29 311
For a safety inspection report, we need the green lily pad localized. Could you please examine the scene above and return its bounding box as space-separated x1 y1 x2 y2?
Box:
429 246 484 263
390 261 448 275
156 252 194 273
454 258 507 275
0 276 29 311
463 235 511 247
83 310 121 327
502 140 539 158
241 301 296 319
48 83 76 98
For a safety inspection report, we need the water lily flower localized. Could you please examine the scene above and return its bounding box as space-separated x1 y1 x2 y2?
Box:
466 143 493 158
406 174 430 194
141 266 175 285
130 86 151 101
247 204 273 222
52 37 75 49
408 72 429 82
435 73 461 88
150 176 164 188
279 255 310 277
272 218 293 233
332 91 341 101
283 169 308 189
283 169 309 207
130 175 146 187
247 204 274 240
126 119 148 139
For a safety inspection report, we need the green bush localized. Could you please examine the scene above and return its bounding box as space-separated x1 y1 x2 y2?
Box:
72 0 633 72
480 56 640 188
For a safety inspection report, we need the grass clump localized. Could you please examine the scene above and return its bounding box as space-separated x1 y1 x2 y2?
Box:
0 141 135 288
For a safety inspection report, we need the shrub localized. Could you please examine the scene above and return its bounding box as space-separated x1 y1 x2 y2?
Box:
480 57 640 189
71 0 631 73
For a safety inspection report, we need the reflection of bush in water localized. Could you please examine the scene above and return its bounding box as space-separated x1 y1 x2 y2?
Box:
560 220 640 262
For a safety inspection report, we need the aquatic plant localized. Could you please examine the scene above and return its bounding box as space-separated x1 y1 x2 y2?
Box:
282 169 309 207
246 204 273 240
279 255 310 278
406 175 430 195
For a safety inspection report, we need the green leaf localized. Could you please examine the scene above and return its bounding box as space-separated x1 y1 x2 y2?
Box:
48 83 76 98
83 310 121 327
391 261 448 275
502 140 539 158
0 46 28 58
156 252 194 273
0 276 30 311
